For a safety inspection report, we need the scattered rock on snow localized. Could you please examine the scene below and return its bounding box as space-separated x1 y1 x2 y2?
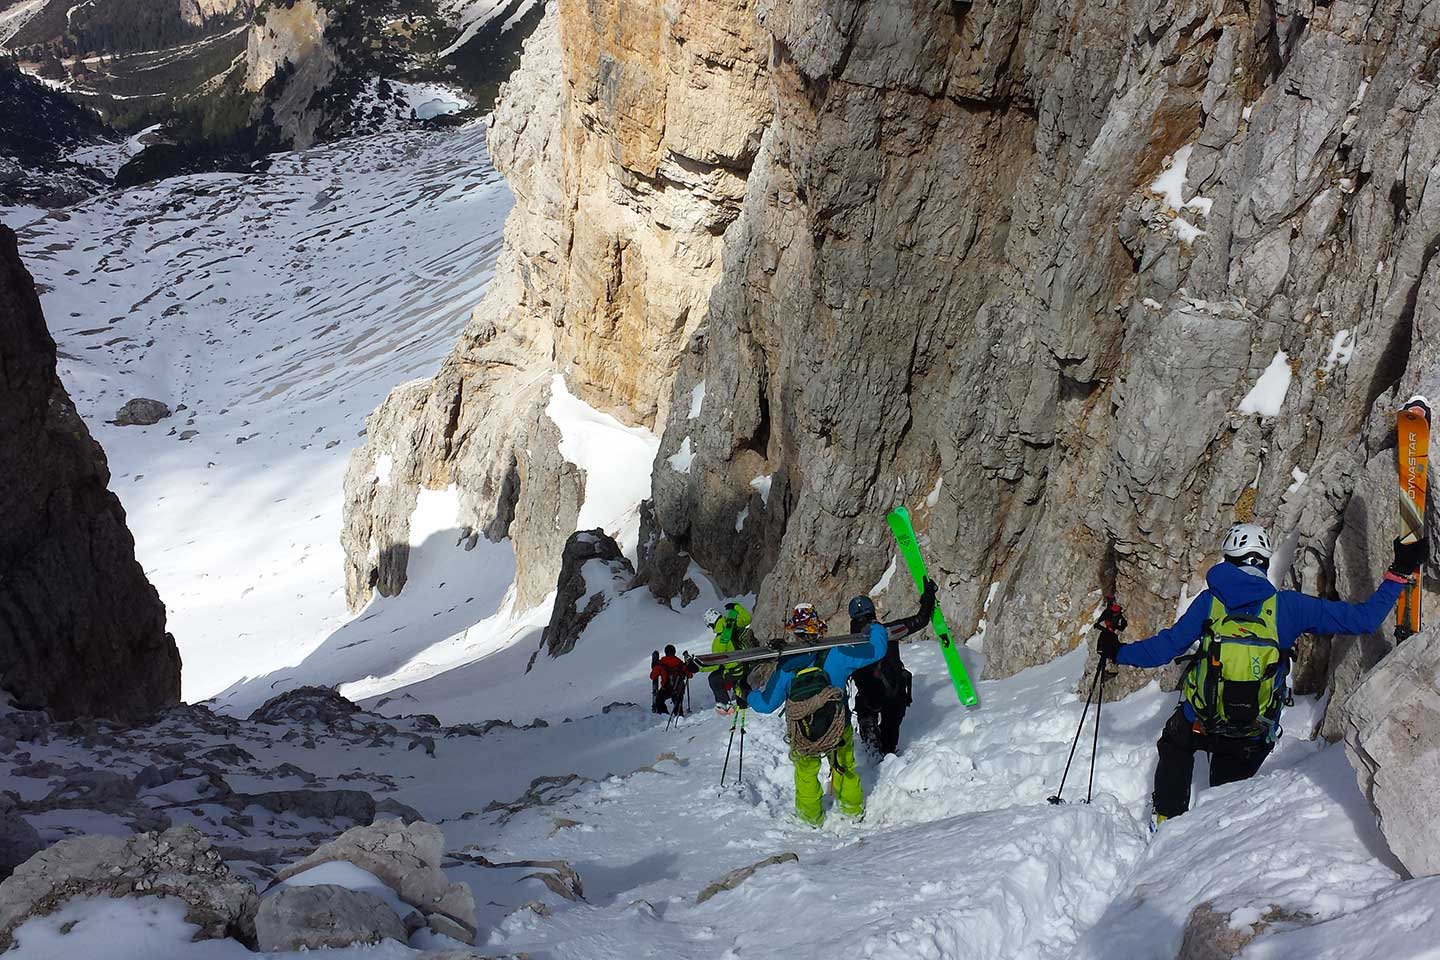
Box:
695 853 799 905
1343 626 1440 877
255 883 407 952
112 398 172 426
0 825 258 950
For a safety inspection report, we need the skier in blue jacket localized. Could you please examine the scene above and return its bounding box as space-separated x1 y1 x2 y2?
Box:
746 582 935 826
1100 522 1425 825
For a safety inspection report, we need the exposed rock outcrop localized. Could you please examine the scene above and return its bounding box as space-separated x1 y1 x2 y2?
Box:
244 0 339 150
1343 627 1440 877
181 0 254 28
0 826 259 951
274 819 477 944
0 224 181 721
1177 901 1310 960
112 398 172 427
255 884 407 952
346 0 1440 730
538 530 635 661
646 0 1440 716
341 0 771 611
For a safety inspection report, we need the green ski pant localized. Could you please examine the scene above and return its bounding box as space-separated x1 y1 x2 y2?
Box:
791 724 862 825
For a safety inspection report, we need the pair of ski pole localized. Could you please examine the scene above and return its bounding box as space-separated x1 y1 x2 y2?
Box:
664 676 691 731
720 706 746 788
1048 597 1125 805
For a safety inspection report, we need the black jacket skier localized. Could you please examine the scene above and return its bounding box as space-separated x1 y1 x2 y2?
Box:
848 595 915 756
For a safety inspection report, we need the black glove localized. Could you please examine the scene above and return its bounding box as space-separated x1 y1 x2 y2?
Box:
919 577 937 618
1097 630 1122 662
1391 537 1428 577
768 637 787 652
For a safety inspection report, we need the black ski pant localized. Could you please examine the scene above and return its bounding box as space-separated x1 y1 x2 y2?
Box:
856 694 908 756
653 687 684 716
708 671 748 709
1152 706 1273 819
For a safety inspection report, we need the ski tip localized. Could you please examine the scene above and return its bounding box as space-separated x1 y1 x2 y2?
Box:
1402 395 1433 416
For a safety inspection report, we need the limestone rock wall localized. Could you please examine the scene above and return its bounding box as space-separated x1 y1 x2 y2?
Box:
347 0 1440 729
649 0 1440 724
0 225 181 721
341 0 772 610
181 0 253 29
1343 626 1440 877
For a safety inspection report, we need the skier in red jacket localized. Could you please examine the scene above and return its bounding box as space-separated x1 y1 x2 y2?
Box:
650 644 694 717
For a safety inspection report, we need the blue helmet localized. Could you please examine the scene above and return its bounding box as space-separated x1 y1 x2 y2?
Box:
848 595 876 623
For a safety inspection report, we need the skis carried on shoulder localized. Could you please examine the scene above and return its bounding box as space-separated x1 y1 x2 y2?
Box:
886 505 980 708
1395 397 1431 643
691 631 878 669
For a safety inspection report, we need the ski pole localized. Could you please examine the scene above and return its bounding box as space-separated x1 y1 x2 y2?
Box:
720 710 740 787
737 708 746 785
1086 655 1109 803
1048 657 1103 805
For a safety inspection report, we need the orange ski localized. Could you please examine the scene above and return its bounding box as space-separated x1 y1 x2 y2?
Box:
1395 398 1431 642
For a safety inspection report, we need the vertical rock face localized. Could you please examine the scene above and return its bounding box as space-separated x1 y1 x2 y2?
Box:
350 0 1440 730
1343 626 1440 878
0 225 181 721
244 0 338 149
649 0 1440 716
341 0 771 610
181 0 253 29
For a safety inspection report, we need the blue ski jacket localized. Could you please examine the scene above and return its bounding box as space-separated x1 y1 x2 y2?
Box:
746 622 889 715
1117 562 1403 725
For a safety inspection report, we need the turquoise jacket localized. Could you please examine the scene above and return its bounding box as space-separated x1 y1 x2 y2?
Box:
747 622 888 714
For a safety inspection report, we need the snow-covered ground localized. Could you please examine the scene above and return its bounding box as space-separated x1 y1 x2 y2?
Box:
8 122 512 703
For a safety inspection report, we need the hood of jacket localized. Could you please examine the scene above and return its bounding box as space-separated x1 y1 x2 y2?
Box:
1205 561 1277 612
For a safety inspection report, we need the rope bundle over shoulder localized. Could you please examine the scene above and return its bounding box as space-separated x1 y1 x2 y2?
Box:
785 686 847 756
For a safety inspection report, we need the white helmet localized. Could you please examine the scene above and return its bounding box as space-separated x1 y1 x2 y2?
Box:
703 608 722 629
1222 523 1273 560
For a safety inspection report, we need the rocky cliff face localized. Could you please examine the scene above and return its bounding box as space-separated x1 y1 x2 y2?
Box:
0 226 181 721
652 0 1440 724
181 0 253 28
348 0 1440 728
342 0 771 610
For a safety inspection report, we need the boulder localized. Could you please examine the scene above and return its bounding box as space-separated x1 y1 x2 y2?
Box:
112 398 171 426
0 225 181 720
274 819 475 943
0 825 258 950
1176 901 1309 960
249 686 361 725
1343 627 1440 877
0 801 41 882
538 529 635 661
254 884 406 952
232 789 376 825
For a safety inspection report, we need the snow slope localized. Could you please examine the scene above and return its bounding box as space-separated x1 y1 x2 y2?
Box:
9 122 512 702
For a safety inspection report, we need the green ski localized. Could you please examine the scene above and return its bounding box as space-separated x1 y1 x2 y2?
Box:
886 505 980 708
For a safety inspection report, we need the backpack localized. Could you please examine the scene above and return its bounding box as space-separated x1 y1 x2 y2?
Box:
868 641 910 703
1181 595 1288 740
784 654 847 756
720 604 756 679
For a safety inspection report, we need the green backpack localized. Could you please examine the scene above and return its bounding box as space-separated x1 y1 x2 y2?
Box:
1181 595 1288 740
